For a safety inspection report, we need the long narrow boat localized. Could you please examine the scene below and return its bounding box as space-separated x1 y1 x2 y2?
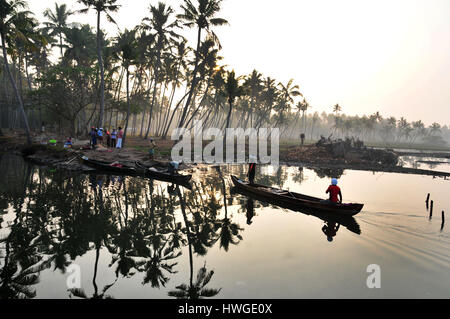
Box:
231 175 364 216
136 162 192 185
231 185 361 235
80 156 192 187
81 156 141 174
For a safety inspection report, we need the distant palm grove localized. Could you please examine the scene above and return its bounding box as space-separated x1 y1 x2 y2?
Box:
0 0 448 147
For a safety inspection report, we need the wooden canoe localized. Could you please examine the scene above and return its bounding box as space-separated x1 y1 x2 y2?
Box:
231 175 364 216
81 156 141 174
231 185 361 235
80 156 192 187
136 162 192 185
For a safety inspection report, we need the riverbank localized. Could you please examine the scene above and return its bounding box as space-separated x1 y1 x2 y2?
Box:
1 131 449 177
280 144 450 178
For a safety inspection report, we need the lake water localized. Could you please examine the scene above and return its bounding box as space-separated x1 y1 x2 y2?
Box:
0 154 449 299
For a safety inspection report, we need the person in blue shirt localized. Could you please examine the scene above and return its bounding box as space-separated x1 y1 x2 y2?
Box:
97 128 104 145
149 138 156 159
64 137 73 148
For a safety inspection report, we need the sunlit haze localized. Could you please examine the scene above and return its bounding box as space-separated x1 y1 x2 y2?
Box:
29 0 450 125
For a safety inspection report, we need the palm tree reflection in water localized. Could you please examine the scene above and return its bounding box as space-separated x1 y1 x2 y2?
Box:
168 185 221 299
0 156 360 299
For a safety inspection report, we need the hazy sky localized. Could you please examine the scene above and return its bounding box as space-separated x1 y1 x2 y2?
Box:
29 0 450 125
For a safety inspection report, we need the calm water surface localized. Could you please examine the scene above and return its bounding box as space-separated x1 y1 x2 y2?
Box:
0 154 449 299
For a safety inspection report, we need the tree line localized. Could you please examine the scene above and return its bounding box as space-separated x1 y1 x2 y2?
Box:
0 0 447 148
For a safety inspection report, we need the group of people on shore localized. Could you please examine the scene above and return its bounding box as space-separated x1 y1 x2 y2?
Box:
89 127 124 149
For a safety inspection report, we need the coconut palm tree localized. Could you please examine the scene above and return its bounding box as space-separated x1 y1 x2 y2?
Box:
78 0 120 128
168 186 221 299
333 103 342 116
243 69 262 128
429 122 441 135
310 111 319 140
161 39 190 138
212 166 243 251
223 70 243 140
177 0 228 127
113 28 137 146
63 24 97 66
43 2 73 58
299 98 310 134
397 117 409 141
275 79 301 128
141 2 180 139
0 0 37 144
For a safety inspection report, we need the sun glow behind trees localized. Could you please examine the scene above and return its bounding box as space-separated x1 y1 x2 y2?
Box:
1 0 445 146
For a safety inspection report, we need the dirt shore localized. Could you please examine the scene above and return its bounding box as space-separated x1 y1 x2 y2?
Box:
1 131 449 178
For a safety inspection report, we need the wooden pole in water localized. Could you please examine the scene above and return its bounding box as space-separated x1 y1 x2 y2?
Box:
426 193 430 204
429 200 433 218
441 211 445 231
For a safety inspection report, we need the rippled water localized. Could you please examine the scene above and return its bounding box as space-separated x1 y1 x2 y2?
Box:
0 154 448 299
400 155 450 173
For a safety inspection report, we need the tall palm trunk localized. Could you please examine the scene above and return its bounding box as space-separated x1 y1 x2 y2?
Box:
224 100 233 144
140 71 153 137
162 90 189 139
123 67 131 146
59 32 63 58
1 32 31 144
178 27 202 127
96 11 105 128
145 50 162 139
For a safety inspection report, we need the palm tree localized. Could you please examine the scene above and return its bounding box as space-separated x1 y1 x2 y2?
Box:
43 2 73 58
299 98 310 134
161 39 190 138
78 0 120 128
278 79 302 107
310 112 319 140
333 103 342 116
275 79 301 128
0 0 35 144
168 186 221 299
213 166 243 251
243 69 262 128
141 2 180 139
429 122 441 135
113 28 137 146
177 0 228 127
255 76 278 129
397 117 409 141
223 70 243 140
63 24 97 66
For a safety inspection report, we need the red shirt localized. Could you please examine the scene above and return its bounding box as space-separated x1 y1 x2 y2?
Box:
326 185 341 203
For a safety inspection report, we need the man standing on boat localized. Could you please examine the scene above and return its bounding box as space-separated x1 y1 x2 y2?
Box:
326 178 342 203
248 155 257 184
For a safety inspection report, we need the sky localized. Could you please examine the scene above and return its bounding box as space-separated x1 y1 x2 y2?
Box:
28 0 450 126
